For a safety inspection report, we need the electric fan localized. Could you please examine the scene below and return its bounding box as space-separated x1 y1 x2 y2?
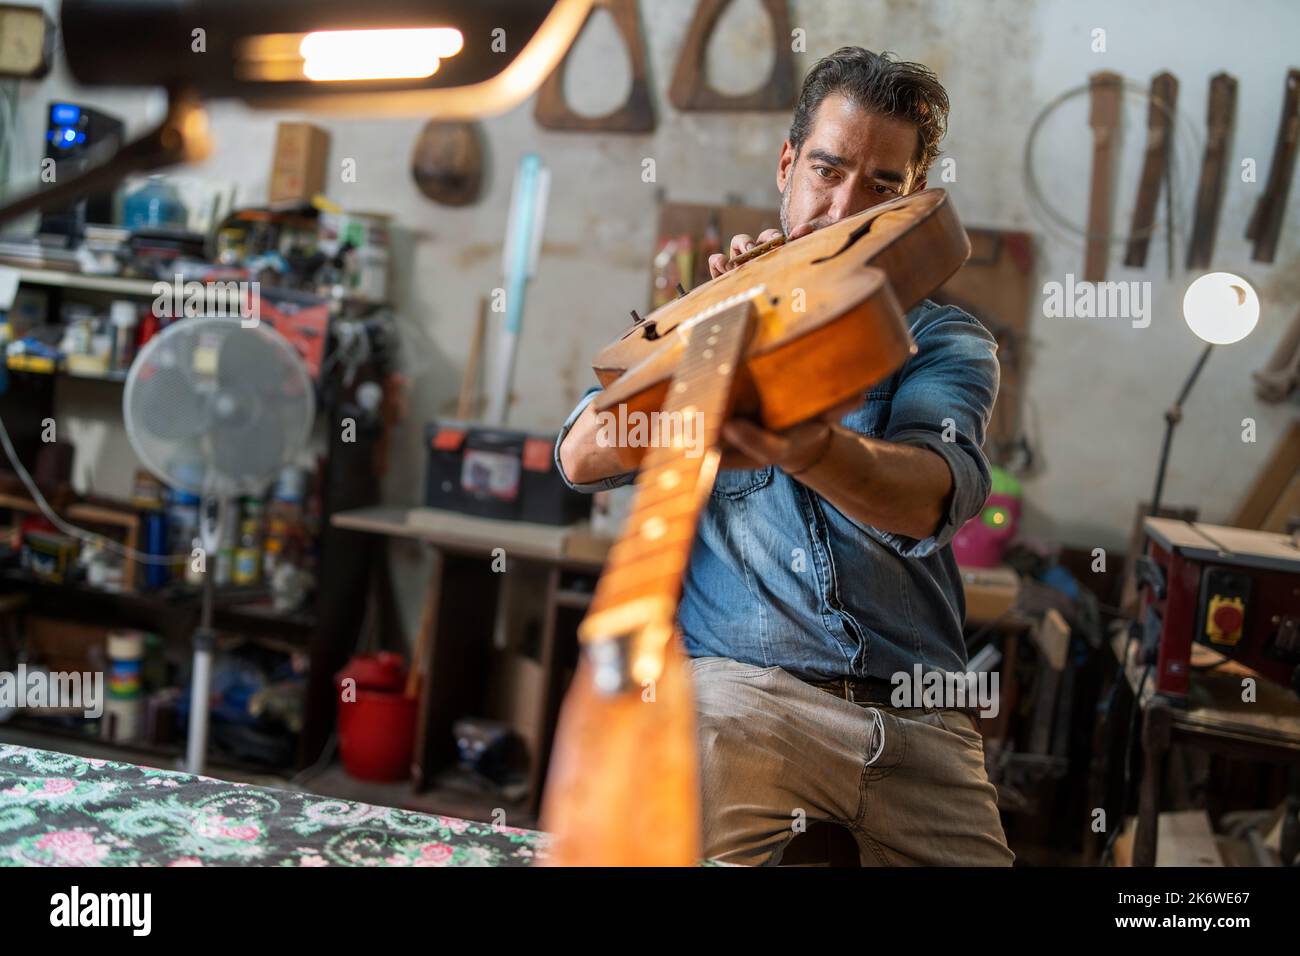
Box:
123 316 315 773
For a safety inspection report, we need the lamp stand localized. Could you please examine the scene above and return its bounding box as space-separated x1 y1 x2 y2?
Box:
1149 342 1215 517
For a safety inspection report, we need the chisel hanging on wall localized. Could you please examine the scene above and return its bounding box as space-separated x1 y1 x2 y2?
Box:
1246 69 1299 264
1124 71 1178 270
1186 73 1237 271
1085 71 1122 282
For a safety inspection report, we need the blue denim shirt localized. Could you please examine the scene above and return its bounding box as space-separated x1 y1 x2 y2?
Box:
554 299 1000 682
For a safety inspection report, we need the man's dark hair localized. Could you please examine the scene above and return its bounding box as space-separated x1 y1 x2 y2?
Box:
788 47 950 176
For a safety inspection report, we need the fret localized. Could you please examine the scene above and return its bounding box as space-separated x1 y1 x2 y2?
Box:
607 514 702 561
599 511 704 562
588 565 690 609
585 451 718 618
579 297 758 682
621 471 711 518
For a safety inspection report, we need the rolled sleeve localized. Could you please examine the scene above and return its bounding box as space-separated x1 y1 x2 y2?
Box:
553 387 637 494
874 306 1000 558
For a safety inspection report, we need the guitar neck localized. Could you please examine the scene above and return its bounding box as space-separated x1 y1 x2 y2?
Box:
579 298 757 690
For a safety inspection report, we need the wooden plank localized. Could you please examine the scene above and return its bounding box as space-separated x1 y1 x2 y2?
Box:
1031 607 1071 671
1027 608 1070 755
1156 810 1224 866
1085 72 1123 282
409 550 444 789
330 505 610 568
0 492 40 512
455 298 487 420
1261 472 1300 533
1232 420 1300 528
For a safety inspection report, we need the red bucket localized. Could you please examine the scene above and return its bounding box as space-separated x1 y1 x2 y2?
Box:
335 652 417 782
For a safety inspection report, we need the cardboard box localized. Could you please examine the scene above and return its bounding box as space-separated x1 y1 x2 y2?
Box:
269 122 329 208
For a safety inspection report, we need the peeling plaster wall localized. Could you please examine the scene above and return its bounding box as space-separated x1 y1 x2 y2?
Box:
4 0 1298 648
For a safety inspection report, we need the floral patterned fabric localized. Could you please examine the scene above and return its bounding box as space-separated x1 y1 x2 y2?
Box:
0 744 547 867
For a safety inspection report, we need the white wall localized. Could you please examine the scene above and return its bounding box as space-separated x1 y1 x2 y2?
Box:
4 0 1298 646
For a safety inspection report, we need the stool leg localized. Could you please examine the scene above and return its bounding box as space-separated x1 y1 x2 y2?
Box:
1134 698 1173 866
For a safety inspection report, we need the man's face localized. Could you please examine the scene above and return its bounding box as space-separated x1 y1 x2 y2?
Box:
777 93 925 235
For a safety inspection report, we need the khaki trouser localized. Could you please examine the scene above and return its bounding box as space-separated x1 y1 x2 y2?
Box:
692 656 1015 866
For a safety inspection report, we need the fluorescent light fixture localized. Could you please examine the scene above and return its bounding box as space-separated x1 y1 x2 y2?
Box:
304 28 460 81
60 0 594 119
239 27 464 83
302 28 463 67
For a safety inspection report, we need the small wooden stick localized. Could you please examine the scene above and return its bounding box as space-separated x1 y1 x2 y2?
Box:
457 298 488 419
729 233 786 268
406 551 444 699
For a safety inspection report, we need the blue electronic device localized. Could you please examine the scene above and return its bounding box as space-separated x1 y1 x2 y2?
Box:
37 101 125 243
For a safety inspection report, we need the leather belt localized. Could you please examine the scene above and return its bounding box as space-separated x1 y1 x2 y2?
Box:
805 675 981 715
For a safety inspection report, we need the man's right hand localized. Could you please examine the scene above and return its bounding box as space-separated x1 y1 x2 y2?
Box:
707 222 821 278
707 228 784 278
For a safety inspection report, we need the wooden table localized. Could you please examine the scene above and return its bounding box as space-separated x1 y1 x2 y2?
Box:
331 506 610 818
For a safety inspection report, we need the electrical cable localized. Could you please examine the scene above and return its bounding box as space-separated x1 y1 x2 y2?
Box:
0 409 187 565
1022 77 1193 248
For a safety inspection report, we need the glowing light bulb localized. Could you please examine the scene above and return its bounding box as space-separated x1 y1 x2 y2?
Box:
1183 272 1259 345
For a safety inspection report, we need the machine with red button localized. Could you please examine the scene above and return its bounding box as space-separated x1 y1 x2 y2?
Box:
1136 517 1300 701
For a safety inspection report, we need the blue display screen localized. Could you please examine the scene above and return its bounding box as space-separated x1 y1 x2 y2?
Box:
51 103 81 126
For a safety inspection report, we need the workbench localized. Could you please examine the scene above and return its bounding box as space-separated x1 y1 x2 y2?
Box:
1105 635 1300 866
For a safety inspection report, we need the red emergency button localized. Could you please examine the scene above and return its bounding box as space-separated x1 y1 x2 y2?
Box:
1212 603 1244 636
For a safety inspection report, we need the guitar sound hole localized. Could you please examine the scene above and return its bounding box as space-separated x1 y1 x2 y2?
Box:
811 213 876 265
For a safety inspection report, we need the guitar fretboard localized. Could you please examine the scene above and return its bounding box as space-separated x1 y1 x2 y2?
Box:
579 297 758 685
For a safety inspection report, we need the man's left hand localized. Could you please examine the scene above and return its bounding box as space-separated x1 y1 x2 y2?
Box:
719 419 832 473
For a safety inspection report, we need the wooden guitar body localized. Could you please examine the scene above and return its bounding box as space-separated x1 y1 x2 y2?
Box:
589 188 969 468
541 188 970 866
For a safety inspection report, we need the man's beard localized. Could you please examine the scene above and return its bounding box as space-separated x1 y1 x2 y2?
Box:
779 176 835 237
779 176 793 236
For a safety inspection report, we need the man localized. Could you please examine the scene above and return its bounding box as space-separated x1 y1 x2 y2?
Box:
554 47 1013 866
